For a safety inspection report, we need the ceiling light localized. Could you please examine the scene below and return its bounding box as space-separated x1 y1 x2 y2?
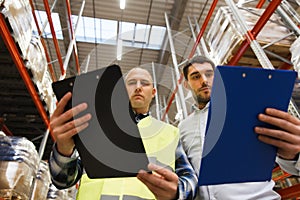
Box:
120 0 126 9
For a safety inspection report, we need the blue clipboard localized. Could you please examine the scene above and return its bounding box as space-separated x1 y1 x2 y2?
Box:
198 65 296 186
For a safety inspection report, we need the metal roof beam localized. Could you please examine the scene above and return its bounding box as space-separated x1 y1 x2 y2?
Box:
157 0 188 65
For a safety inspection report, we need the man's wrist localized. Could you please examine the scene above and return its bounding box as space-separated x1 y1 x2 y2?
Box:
55 143 76 157
279 153 300 161
54 143 78 159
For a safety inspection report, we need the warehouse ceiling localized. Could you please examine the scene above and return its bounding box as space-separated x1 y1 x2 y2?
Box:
0 0 300 160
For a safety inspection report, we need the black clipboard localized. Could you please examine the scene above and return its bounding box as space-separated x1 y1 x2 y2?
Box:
198 65 297 186
52 65 149 178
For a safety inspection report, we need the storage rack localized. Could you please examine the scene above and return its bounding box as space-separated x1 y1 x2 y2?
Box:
163 0 300 119
0 1 52 159
0 0 84 159
0 0 81 199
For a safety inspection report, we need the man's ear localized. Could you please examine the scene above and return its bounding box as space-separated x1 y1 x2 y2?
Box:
152 87 156 98
183 80 190 90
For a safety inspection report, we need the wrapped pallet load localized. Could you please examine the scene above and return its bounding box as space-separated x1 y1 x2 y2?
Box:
0 0 33 58
25 36 56 115
0 136 39 200
31 160 51 200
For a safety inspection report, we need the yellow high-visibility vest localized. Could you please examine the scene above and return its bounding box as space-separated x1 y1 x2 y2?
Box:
76 116 179 200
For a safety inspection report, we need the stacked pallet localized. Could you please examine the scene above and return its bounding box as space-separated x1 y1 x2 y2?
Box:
206 6 296 68
290 36 300 78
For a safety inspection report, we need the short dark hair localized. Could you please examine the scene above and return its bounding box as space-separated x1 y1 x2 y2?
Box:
183 55 215 80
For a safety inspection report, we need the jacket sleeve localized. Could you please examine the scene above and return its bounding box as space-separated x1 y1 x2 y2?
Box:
176 141 198 199
49 143 83 189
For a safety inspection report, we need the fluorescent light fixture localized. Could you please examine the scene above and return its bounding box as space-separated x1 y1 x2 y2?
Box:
117 38 123 60
120 0 126 9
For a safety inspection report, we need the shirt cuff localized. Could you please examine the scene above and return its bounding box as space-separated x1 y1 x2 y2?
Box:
276 154 300 176
52 143 79 167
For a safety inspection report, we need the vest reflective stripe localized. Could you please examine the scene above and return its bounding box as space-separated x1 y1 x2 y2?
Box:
100 195 119 200
100 195 155 200
76 117 179 200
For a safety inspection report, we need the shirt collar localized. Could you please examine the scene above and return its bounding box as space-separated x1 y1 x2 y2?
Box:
192 102 210 112
134 112 150 123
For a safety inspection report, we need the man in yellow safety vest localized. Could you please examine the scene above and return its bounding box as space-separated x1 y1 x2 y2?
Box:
49 67 198 199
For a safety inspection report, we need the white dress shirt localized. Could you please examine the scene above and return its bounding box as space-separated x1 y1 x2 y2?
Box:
179 103 300 200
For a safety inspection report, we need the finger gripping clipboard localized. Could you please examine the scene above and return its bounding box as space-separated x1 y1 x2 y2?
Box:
198 65 297 186
52 65 149 178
